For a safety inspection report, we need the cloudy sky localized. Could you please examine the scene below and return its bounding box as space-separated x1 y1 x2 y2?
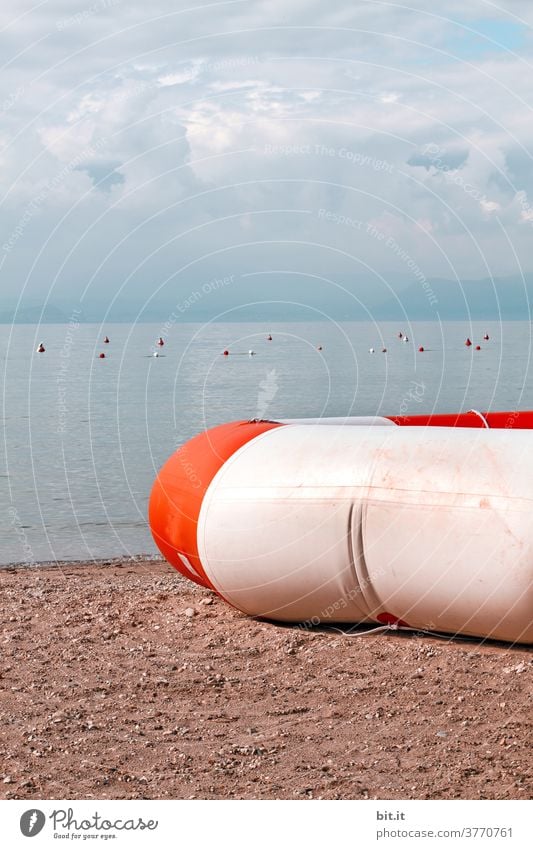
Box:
2 0 533 318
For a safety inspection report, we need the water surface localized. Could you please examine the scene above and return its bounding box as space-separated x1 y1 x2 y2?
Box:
1 320 531 564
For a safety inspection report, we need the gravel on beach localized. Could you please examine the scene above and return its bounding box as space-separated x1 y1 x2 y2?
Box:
0 558 531 800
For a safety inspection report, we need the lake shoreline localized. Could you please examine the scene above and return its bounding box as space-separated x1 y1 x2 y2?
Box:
0 554 163 571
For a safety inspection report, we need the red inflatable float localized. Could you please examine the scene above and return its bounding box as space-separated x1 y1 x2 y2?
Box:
149 412 533 642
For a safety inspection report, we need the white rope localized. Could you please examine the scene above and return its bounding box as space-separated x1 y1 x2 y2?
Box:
330 623 398 637
468 409 490 428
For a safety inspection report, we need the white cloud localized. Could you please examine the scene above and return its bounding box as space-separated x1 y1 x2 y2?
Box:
2 0 533 306
480 198 500 214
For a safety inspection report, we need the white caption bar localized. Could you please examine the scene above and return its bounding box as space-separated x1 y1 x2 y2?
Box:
1 800 531 848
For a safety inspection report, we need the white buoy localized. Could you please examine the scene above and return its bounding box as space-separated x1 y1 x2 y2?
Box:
248 350 256 356
369 347 375 353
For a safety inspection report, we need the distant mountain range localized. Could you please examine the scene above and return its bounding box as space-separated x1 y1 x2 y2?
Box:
1 274 533 323
0 303 73 324
373 275 533 321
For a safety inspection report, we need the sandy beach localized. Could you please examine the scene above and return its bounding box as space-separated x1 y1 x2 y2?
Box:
0 558 531 800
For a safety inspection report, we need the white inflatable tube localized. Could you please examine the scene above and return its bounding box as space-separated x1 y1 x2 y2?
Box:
150 421 533 643
278 416 396 426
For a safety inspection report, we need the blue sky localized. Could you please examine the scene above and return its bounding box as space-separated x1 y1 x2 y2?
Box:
2 0 533 318
444 18 526 57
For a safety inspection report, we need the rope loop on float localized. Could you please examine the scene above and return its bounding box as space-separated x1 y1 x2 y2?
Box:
468 409 490 428
331 623 398 637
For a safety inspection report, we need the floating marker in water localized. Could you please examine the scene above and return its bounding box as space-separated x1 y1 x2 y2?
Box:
484 334 489 341
382 348 387 353
248 350 256 356
465 338 472 347
104 336 110 343
36 343 45 353
476 345 481 350
418 346 424 352
267 334 272 341
98 353 106 359
403 336 408 343
369 347 375 353
223 350 229 356
157 337 165 346
317 345 323 351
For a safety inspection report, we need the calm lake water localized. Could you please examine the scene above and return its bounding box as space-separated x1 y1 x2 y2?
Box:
1 320 532 564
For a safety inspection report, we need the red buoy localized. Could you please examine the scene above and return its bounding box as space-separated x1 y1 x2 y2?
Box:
418 346 424 352
223 350 229 356
465 338 472 347
104 336 110 343
157 337 164 347
98 353 106 359
36 343 45 353
267 334 272 341
382 348 387 353
475 345 481 351
483 334 489 341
